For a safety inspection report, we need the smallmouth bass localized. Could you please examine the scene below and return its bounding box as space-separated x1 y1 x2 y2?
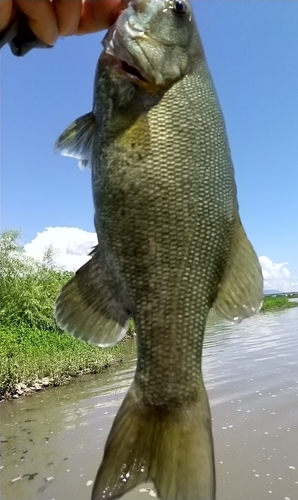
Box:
55 1 263 498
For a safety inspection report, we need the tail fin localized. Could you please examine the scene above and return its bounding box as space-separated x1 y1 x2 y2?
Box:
92 382 215 500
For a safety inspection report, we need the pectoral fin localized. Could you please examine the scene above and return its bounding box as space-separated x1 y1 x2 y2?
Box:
55 112 95 170
55 247 129 346
214 215 263 322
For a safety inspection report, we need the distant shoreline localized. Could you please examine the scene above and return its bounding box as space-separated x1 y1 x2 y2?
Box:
260 295 298 313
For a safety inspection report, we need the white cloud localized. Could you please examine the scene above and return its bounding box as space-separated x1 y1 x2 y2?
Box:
24 227 298 292
24 227 97 272
259 256 298 293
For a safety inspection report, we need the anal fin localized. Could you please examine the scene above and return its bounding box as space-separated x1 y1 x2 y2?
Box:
214 213 263 322
55 247 129 347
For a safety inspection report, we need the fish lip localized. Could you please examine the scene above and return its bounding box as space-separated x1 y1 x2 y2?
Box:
102 22 152 84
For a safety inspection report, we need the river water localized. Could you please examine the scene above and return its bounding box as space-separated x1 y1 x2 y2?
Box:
1 308 298 500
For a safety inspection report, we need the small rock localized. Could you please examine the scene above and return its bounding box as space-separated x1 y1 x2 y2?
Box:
33 383 42 391
41 377 50 387
17 389 24 396
12 394 19 399
45 476 54 482
86 480 93 487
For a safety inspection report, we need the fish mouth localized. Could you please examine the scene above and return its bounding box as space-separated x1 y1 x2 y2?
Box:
120 60 148 82
103 52 150 84
103 39 151 84
102 10 154 85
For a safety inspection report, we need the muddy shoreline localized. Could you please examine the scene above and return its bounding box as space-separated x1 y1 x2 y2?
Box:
0 359 124 403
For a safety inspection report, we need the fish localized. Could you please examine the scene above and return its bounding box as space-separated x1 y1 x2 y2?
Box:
54 0 263 499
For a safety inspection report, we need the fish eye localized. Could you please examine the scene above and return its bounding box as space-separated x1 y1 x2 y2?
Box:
172 0 188 15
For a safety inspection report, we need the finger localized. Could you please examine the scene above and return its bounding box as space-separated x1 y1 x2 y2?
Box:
0 0 14 32
77 0 122 34
14 0 59 45
52 0 82 37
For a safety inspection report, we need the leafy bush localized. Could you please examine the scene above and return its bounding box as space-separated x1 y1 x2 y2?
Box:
0 229 73 331
0 230 136 397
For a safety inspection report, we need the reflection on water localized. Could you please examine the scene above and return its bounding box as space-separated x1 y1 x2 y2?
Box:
1 309 298 500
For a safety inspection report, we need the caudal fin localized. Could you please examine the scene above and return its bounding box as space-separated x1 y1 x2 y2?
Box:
92 382 215 500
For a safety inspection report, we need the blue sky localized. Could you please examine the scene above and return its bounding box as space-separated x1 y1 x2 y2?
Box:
1 1 298 290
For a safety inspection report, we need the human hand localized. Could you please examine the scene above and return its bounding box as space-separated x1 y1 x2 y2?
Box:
0 0 122 46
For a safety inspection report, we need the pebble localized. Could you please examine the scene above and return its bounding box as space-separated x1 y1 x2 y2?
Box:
15 383 27 390
12 378 52 399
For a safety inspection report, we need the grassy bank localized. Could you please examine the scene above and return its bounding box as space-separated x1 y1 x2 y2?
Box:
0 322 135 400
0 230 137 400
260 296 298 312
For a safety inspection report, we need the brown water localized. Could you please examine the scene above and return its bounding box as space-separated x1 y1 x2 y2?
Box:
1 308 298 500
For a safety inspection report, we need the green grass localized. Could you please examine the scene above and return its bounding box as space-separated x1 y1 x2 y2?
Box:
0 321 136 399
0 230 138 400
260 296 298 312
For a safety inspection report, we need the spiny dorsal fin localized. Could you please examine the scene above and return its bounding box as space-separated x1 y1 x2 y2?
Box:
55 112 95 170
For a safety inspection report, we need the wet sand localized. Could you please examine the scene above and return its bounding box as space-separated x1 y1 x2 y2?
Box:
1 308 298 500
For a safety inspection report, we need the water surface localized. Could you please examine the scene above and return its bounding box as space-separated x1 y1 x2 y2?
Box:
1 308 298 500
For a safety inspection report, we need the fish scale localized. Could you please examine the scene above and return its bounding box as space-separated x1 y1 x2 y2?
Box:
55 1 263 498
